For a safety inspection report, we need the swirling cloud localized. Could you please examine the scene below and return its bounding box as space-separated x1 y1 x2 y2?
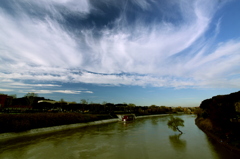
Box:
0 0 239 96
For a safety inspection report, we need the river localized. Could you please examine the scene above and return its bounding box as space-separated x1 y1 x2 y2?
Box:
0 115 239 159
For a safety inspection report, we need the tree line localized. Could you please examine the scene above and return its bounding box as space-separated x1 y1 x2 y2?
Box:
0 93 199 115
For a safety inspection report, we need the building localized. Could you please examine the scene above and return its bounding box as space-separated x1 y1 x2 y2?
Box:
0 94 8 108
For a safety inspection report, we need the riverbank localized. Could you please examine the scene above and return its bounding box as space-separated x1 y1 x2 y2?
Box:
0 114 169 141
0 118 119 141
0 113 103 133
195 117 240 155
136 114 169 119
195 91 240 156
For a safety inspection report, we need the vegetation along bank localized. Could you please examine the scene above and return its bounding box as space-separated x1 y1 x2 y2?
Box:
195 90 240 154
0 92 199 134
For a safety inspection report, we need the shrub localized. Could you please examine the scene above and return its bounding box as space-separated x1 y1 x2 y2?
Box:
195 117 213 131
0 113 99 133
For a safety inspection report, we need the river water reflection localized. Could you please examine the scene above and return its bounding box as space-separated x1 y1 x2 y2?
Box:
0 115 239 159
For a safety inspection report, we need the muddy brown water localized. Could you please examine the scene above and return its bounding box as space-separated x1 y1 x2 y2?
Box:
0 115 239 159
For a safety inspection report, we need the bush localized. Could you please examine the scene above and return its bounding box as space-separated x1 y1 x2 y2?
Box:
195 117 213 131
0 113 99 133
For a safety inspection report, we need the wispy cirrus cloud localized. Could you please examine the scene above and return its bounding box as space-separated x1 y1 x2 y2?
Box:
0 89 13 92
0 78 92 95
10 83 61 88
21 90 93 94
0 0 239 94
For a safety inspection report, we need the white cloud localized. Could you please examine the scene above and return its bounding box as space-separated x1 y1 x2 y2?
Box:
0 0 239 91
187 40 240 79
29 0 92 17
84 91 93 94
53 90 81 94
78 0 218 75
130 0 152 10
0 89 13 92
19 89 91 94
0 78 93 95
0 9 83 68
10 83 61 88
0 70 196 88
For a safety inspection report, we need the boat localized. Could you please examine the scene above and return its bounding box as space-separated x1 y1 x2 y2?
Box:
116 114 136 122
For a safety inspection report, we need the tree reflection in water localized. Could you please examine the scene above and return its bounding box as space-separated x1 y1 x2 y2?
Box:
169 134 186 151
150 118 159 125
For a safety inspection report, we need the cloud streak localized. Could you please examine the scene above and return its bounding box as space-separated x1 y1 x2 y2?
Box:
23 90 93 94
0 0 240 94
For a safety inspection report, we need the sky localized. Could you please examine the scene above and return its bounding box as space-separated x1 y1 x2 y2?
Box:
0 0 240 107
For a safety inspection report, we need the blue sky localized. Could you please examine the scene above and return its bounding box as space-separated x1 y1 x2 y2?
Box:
0 0 240 106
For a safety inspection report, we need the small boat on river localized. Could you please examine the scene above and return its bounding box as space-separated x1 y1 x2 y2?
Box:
116 114 136 122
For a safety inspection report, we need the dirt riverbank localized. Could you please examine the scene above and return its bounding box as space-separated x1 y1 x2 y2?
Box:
195 118 240 156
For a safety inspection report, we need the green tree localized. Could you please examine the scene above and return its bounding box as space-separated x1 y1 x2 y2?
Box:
128 103 136 107
59 98 67 107
128 103 136 112
80 99 88 105
59 98 66 103
24 92 38 106
167 115 184 134
69 101 77 104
